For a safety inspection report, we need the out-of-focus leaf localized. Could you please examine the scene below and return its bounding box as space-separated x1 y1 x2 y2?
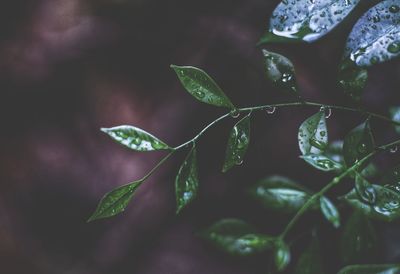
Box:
320 197 340 228
380 164 400 193
338 64 368 101
337 264 400 274
301 154 343 172
171 65 235 109
294 236 325 274
389 107 400 134
298 109 328 155
202 219 275 256
325 140 344 165
274 240 291 272
355 174 377 204
222 113 251 172
101 126 171 151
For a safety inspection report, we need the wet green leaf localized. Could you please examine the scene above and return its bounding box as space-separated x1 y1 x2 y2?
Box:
320 197 340 228
344 0 400 68
301 154 343 172
171 65 235 109
343 120 375 168
202 219 275 256
222 113 251 172
360 163 379 179
262 49 298 94
337 264 400 274
340 210 377 264
175 145 199 214
88 181 141 222
325 140 345 166
380 164 400 193
355 174 377 204
249 175 314 213
258 0 360 44
294 237 325 274
338 63 368 102
274 240 291 272
101 126 171 152
298 109 328 155
389 107 400 134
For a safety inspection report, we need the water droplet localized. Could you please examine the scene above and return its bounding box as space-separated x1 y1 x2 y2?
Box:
195 90 205 98
325 108 332 119
389 5 400 13
266 106 276 114
320 131 326 137
388 42 400 54
358 143 367 154
230 109 240 118
372 16 380 23
390 146 398 153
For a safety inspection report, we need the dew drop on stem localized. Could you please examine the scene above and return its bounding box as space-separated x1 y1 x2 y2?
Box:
230 109 240 118
390 146 398 153
266 106 276 115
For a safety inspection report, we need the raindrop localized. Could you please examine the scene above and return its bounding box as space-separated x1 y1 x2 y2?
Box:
266 106 276 114
358 143 367 154
325 108 332 119
230 109 240 118
390 146 398 153
389 5 400 13
195 90 205 98
387 42 400 54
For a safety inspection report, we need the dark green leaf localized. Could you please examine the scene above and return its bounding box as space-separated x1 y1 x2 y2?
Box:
320 197 340 228
202 219 275 256
175 145 199 214
301 154 343 172
262 49 298 94
380 164 400 192
259 0 360 44
325 140 345 166
343 0 400 68
88 181 141 222
340 210 377 264
389 107 400 134
360 163 379 179
294 237 325 274
337 264 400 274
338 63 368 102
274 240 291 272
343 120 374 168
101 126 171 152
355 174 377 204
171 65 235 109
222 113 251 172
249 176 314 213
298 109 328 155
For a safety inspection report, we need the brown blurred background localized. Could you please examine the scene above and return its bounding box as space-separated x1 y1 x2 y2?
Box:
0 0 400 273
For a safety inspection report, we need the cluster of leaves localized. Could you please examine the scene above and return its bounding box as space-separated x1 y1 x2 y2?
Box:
87 0 400 273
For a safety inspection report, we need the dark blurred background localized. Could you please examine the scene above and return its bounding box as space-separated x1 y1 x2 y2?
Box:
0 0 400 273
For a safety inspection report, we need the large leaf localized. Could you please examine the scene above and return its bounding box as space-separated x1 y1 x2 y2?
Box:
320 196 340 228
274 240 291 272
294 237 325 274
301 154 343 172
340 210 377 264
337 264 400 274
222 113 251 172
175 145 199 214
249 176 314 213
389 107 400 134
343 121 374 168
298 109 328 155
171 65 235 109
262 49 298 95
202 219 275 256
343 0 400 68
101 126 171 152
88 181 141 222
259 0 361 44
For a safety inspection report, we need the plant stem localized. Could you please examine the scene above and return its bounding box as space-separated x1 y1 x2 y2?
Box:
279 138 400 240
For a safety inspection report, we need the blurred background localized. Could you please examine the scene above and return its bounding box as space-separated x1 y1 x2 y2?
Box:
0 0 399 273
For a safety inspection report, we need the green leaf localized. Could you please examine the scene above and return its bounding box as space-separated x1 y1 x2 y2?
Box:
262 49 298 94
249 176 315 213
343 185 400 222
175 145 199 214
294 237 325 274
258 0 361 44
337 264 400 274
88 181 141 222
202 219 275 256
298 109 328 155
320 197 340 228
301 154 343 172
380 164 400 192
325 140 345 166
101 126 171 152
343 0 400 68
343 120 374 168
355 174 377 204
274 240 291 272
338 64 368 102
340 210 377 264
222 113 251 172
360 163 379 179
171 65 235 109
389 106 400 134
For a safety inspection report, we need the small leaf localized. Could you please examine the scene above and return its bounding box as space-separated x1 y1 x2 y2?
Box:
325 140 345 166
389 106 400 134
343 120 375 168
301 154 343 172
259 0 361 44
343 0 400 68
294 237 325 274
249 176 315 213
222 113 251 172
202 219 275 256
360 163 379 179
340 210 377 264
101 126 171 152
338 64 368 101
337 264 400 274
274 240 291 272
320 197 340 228
262 49 298 95
298 109 328 155
380 164 400 192
88 181 141 222
171 65 235 109
175 145 199 214
355 174 377 204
